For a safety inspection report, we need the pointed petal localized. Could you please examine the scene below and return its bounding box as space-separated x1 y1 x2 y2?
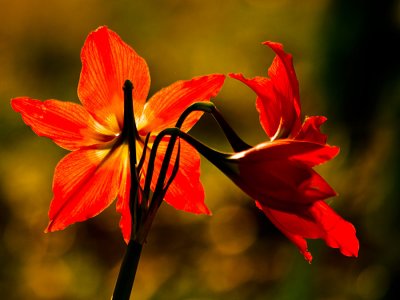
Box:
229 73 281 138
229 42 301 139
11 97 117 151
116 152 132 243
295 116 328 144
78 26 150 130
46 145 129 232
233 139 339 167
138 74 225 134
257 200 359 262
141 139 210 214
263 41 301 137
164 141 210 214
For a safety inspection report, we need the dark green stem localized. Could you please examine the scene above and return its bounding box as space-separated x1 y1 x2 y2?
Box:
176 102 251 152
112 80 142 300
122 80 140 237
146 127 243 192
113 100 247 299
143 102 248 213
112 240 143 300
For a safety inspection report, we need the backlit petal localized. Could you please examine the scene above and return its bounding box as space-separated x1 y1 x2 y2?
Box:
295 116 328 144
78 26 150 130
164 142 210 215
257 200 359 262
232 139 339 167
229 73 281 139
138 74 225 134
230 42 301 139
263 41 301 137
11 97 116 151
46 145 129 232
116 151 132 243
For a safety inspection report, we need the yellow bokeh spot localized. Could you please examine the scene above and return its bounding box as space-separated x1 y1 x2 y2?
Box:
208 205 258 255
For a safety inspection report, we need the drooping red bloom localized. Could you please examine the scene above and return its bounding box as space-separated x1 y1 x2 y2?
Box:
11 26 225 242
228 42 359 262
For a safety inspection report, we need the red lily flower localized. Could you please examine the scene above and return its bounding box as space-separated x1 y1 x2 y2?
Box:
11 26 225 242
231 140 358 262
175 127 358 263
228 42 359 262
230 41 327 143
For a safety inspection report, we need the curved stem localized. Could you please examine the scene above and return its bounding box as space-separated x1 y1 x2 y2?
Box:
144 128 231 195
150 128 242 192
176 102 251 152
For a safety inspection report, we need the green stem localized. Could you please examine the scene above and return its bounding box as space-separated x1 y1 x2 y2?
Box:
112 80 142 300
122 80 140 238
112 240 143 300
176 102 251 152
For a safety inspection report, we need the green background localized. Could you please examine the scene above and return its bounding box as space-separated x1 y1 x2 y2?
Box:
0 0 399 299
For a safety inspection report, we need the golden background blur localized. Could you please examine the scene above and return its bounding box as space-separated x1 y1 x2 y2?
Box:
1 0 399 299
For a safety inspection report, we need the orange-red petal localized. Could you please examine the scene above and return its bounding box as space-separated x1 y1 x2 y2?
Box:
230 42 301 139
233 139 339 167
229 73 281 138
138 74 225 134
263 41 301 137
257 200 359 262
116 150 132 243
46 145 129 232
295 116 328 143
163 141 210 215
78 26 150 130
11 97 116 151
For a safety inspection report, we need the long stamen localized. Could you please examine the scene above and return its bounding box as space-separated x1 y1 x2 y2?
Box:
137 133 151 174
138 138 182 239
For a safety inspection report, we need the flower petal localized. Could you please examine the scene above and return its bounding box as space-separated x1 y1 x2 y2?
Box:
229 73 281 138
164 141 210 214
263 41 301 137
230 42 301 139
78 26 150 130
232 139 339 167
238 159 336 210
116 151 132 243
46 145 129 232
257 200 359 262
138 74 225 134
11 97 116 151
295 116 329 143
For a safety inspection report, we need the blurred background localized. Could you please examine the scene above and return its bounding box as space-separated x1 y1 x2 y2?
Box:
1 0 399 299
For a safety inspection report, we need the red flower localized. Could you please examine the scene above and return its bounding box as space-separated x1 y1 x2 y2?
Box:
11 26 225 242
228 42 359 262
